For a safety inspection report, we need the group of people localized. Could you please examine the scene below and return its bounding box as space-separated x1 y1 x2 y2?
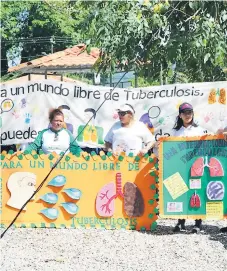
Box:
2 102 227 233
104 102 227 234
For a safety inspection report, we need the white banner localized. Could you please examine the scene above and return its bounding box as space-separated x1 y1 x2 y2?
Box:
1 79 227 147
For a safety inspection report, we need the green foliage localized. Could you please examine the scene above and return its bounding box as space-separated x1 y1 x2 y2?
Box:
65 73 94 85
0 71 23 82
1 0 91 75
83 0 227 83
1 0 227 85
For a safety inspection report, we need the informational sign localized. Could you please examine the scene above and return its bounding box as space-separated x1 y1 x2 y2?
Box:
0 151 158 230
1 80 227 146
159 135 227 219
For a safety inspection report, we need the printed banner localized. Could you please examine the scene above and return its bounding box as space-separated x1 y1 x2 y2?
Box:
159 135 227 219
0 80 227 146
0 151 158 230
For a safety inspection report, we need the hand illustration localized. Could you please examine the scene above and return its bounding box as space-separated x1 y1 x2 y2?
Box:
24 113 32 124
12 109 20 119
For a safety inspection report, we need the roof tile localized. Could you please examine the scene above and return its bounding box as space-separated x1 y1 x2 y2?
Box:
8 44 100 73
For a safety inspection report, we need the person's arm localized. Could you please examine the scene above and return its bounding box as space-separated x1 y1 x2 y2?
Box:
139 124 156 155
104 125 114 152
67 130 82 155
105 141 112 152
24 131 45 153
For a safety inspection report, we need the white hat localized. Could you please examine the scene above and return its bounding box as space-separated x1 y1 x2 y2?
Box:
117 104 135 114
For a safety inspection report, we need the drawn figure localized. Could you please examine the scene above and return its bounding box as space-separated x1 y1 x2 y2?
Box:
208 88 216 104
7 172 36 210
140 106 161 133
40 208 59 220
96 173 144 217
77 108 104 145
12 108 20 119
112 111 119 120
208 88 226 105
58 105 74 133
204 112 214 123
218 88 226 105
21 98 27 108
1 98 14 114
139 113 154 132
191 157 224 177
190 192 201 208
24 113 32 124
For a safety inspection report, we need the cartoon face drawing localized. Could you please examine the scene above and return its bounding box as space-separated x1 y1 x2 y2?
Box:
7 172 37 210
84 108 96 126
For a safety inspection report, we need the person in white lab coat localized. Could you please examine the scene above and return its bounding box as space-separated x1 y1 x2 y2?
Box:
172 102 204 233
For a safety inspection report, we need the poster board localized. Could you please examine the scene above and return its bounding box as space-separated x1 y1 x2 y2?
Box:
1 80 227 146
0 151 158 231
159 135 227 219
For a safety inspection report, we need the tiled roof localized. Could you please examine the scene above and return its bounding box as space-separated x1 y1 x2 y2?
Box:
8 44 100 73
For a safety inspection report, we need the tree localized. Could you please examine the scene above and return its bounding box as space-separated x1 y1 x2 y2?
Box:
0 0 91 75
83 0 227 83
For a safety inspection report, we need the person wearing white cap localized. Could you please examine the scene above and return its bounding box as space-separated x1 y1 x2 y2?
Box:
105 103 156 156
172 102 205 234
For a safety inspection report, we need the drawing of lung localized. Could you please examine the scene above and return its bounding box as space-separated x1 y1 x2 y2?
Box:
123 182 144 217
191 157 224 177
95 173 144 218
207 181 224 200
95 183 116 217
209 158 224 177
190 192 201 208
191 157 204 177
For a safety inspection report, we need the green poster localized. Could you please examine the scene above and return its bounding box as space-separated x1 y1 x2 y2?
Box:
159 135 227 220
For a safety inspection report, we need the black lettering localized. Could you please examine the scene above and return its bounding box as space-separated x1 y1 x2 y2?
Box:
139 89 146 99
154 90 159 98
147 91 154 99
194 89 200 96
16 130 22 139
184 89 191 96
124 89 131 100
159 90 165 97
1 89 7 97
28 83 38 93
112 92 119 101
93 90 101 99
176 89 184 97
132 91 139 100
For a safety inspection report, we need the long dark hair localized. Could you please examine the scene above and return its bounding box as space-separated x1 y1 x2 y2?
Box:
173 115 198 130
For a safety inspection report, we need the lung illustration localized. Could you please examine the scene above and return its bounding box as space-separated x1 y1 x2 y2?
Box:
191 157 204 177
209 158 224 177
191 157 224 177
96 173 144 218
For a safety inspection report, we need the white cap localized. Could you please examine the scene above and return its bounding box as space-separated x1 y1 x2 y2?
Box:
117 104 135 114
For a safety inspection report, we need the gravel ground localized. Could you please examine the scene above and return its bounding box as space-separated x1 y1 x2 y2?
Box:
0 219 226 271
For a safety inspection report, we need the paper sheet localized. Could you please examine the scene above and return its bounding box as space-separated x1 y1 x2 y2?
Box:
167 202 183 212
163 172 188 200
189 179 201 189
206 202 224 219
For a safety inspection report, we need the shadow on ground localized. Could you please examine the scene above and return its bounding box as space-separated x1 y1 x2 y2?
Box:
141 224 227 249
